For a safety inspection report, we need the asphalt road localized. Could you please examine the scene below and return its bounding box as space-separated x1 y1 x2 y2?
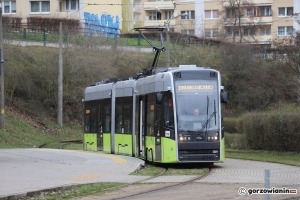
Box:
0 148 145 199
79 158 300 200
0 148 299 200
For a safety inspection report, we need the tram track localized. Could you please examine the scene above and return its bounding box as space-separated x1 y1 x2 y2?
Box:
37 140 212 200
103 166 213 200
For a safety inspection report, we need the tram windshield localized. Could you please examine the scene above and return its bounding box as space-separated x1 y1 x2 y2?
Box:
175 80 219 133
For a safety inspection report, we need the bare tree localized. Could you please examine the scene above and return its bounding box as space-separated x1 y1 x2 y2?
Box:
273 33 300 105
221 0 255 44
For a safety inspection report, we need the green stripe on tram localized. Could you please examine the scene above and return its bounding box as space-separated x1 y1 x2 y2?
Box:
114 133 133 156
103 133 111 153
161 137 177 163
83 133 97 151
220 137 225 162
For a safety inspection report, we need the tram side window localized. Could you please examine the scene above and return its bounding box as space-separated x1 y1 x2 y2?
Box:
115 104 132 134
84 108 97 133
147 95 155 136
116 106 123 133
163 92 174 128
123 105 132 133
103 106 111 133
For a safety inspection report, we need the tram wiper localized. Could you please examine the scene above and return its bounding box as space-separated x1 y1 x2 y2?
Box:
200 111 216 132
199 97 217 133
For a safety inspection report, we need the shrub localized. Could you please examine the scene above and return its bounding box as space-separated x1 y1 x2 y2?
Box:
223 117 240 133
225 133 248 149
241 106 300 152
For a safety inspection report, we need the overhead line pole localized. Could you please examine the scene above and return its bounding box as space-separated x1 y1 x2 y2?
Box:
57 22 63 126
0 6 5 129
165 13 188 68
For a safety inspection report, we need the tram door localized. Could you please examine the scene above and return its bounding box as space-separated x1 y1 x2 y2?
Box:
97 104 103 151
137 97 146 157
155 104 162 161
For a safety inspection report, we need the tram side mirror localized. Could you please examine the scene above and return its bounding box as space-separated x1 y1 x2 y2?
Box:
165 120 173 128
156 93 163 104
165 121 170 126
221 90 228 104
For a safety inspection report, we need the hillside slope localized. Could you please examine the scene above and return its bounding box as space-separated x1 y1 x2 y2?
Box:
0 106 82 149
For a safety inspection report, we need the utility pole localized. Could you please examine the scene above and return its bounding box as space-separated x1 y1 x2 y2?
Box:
0 6 4 129
57 22 63 126
166 26 170 67
165 13 188 68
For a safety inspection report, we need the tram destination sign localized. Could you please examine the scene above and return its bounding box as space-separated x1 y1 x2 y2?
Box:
177 84 213 91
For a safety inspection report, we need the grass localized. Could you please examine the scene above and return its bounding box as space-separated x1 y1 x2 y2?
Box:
25 162 208 200
0 108 82 148
4 30 162 48
130 163 209 176
27 182 124 200
226 148 300 166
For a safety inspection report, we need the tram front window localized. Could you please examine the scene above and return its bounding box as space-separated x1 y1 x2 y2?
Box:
175 81 219 142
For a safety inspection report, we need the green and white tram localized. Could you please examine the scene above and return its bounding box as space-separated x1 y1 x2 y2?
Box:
83 65 227 163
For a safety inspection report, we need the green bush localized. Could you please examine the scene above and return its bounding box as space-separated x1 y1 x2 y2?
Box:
241 106 300 152
225 133 248 149
223 117 240 133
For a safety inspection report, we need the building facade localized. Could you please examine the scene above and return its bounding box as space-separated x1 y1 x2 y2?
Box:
1 0 300 45
136 0 300 46
1 0 122 37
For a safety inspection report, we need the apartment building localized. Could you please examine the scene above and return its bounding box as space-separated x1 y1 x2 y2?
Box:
218 0 299 46
1 0 300 45
1 0 122 36
136 0 300 46
135 0 196 34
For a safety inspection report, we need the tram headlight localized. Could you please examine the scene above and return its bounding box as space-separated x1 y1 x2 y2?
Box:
208 133 219 141
179 133 184 141
179 133 191 141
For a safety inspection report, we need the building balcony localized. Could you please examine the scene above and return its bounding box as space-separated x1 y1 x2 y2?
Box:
144 1 174 11
144 19 176 28
223 0 273 7
223 16 272 26
225 34 272 44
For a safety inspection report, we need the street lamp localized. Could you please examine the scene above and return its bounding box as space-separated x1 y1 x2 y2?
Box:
165 13 188 67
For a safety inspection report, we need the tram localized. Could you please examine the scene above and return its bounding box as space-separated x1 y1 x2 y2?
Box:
83 28 227 163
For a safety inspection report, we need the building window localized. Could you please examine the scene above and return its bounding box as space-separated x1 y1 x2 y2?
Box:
181 29 195 35
243 27 255 36
278 26 293 36
30 1 50 13
226 8 242 18
278 7 293 17
260 26 271 35
226 27 240 37
148 11 161 20
164 10 174 20
181 10 195 19
260 6 272 16
66 0 78 11
205 29 219 38
246 8 254 17
2 1 16 14
205 10 219 19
